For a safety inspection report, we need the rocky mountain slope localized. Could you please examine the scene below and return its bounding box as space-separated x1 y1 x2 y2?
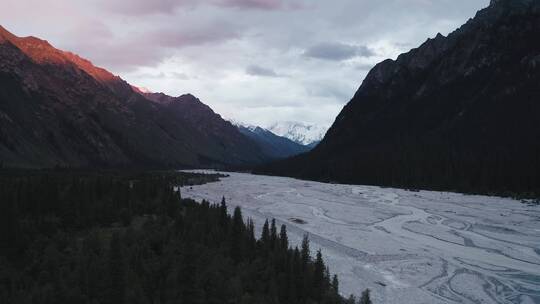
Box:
0 26 266 168
257 0 540 196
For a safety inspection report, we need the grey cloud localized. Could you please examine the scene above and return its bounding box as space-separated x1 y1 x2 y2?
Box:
146 24 240 48
246 65 281 77
170 72 190 79
6 0 489 127
217 0 308 10
132 71 190 80
101 0 197 16
304 43 376 61
356 45 375 57
65 21 241 71
305 80 353 102
101 0 303 15
78 42 169 71
217 0 284 10
64 20 113 41
356 63 375 71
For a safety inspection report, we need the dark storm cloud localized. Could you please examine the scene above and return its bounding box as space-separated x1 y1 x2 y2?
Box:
246 65 281 77
304 43 375 61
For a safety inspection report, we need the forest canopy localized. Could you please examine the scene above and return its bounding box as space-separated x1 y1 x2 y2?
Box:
0 170 370 304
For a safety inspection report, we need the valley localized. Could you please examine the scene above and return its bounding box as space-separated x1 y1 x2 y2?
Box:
2 1 540 303
182 171 540 304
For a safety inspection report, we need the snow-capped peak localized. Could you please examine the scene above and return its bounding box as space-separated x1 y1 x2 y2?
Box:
228 119 260 132
266 121 328 146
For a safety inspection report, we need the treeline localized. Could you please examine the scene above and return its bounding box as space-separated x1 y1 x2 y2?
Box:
256 140 540 199
0 171 371 304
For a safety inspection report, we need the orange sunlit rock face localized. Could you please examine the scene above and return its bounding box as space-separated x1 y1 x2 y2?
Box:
0 26 132 97
0 24 268 168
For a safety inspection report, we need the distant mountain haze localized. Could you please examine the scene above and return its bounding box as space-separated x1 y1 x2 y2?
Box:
0 26 268 168
232 121 312 159
257 0 540 196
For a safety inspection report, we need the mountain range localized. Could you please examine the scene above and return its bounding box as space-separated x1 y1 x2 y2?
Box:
257 0 540 196
232 122 312 159
266 121 327 147
1 0 538 196
0 26 268 168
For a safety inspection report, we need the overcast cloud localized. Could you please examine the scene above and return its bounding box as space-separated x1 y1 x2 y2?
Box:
246 65 282 77
1 0 489 127
304 43 375 61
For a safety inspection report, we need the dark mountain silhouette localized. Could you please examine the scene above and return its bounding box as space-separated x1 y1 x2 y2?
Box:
257 0 540 196
0 26 266 168
235 124 311 159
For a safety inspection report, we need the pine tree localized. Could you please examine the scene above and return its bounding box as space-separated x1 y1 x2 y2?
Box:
279 225 288 249
270 219 277 249
332 274 339 293
359 289 372 304
313 250 325 301
108 232 125 304
261 219 270 246
232 206 243 233
220 196 228 227
301 234 310 267
246 218 256 259
231 206 244 263
0 193 18 254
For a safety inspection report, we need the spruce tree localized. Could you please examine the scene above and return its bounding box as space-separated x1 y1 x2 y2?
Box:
301 234 310 267
279 225 288 249
332 274 339 293
220 196 228 227
270 219 277 249
108 232 125 304
261 219 270 246
246 218 256 259
359 289 372 304
231 206 244 263
313 250 325 301
232 206 243 233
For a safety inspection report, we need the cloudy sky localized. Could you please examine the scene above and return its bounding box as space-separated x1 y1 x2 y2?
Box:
2 0 489 127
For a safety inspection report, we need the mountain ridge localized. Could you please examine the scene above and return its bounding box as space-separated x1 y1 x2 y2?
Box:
231 121 312 159
0 26 268 168
256 1 540 196
266 121 327 146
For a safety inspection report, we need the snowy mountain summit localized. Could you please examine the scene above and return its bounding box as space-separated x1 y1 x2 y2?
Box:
229 120 259 132
267 121 328 146
228 120 312 158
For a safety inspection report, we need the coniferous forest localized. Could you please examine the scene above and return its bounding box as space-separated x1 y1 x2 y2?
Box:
0 170 370 304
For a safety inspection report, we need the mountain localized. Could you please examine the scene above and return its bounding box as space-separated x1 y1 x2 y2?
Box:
232 122 311 159
0 26 267 168
257 0 540 196
266 121 327 147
